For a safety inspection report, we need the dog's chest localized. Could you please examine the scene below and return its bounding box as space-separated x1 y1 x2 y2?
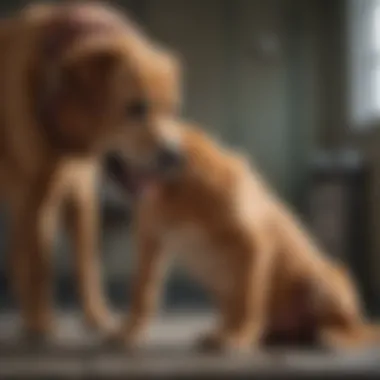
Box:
160 225 233 294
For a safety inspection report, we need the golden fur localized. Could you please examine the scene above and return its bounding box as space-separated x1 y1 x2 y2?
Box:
111 121 380 351
0 1 180 338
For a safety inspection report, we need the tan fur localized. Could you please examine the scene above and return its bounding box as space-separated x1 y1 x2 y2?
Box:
0 2 180 338
115 121 380 351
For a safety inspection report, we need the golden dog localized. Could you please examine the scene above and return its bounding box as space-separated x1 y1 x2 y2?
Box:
106 120 380 351
0 1 180 339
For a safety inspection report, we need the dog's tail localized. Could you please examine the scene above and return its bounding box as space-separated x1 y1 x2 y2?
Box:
358 323 380 343
321 323 380 349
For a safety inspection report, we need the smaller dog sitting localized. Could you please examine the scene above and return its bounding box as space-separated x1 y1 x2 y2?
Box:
106 119 380 352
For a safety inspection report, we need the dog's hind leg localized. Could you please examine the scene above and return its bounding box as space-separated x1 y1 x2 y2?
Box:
64 161 115 334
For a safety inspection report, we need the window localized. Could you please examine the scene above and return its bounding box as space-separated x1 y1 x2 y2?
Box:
348 0 380 129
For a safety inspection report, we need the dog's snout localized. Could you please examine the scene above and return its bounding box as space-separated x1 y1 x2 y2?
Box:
156 146 183 173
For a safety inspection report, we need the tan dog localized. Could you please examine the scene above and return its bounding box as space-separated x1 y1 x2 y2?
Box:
107 120 380 352
0 2 180 339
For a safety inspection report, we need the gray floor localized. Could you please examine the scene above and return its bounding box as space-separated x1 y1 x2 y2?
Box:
0 312 380 379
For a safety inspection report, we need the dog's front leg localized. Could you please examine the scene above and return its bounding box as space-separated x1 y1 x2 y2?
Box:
65 162 115 334
8 174 62 340
115 227 167 349
198 235 275 353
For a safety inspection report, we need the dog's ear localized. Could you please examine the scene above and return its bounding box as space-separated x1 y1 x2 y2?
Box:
21 2 55 20
59 33 131 83
70 49 122 86
151 48 183 111
38 47 124 138
154 47 182 83
89 50 119 74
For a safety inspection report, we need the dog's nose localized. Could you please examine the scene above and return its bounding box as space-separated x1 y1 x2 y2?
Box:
155 146 184 173
104 152 124 178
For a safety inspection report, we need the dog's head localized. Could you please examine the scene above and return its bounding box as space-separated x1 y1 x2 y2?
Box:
104 120 213 198
25 2 181 155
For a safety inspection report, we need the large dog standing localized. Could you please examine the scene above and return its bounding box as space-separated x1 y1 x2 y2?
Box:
106 119 380 352
0 2 181 339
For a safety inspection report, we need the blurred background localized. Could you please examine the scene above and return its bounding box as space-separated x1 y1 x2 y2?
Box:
0 0 380 331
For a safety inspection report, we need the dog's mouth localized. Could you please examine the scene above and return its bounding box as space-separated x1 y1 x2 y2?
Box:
104 154 159 197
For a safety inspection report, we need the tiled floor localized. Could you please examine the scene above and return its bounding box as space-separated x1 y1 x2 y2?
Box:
0 312 380 379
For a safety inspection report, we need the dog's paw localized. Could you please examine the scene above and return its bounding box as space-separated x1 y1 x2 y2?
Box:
196 331 224 352
195 330 253 355
85 311 120 336
103 326 143 354
21 323 57 348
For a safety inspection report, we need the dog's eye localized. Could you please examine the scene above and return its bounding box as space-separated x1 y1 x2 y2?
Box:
125 100 149 119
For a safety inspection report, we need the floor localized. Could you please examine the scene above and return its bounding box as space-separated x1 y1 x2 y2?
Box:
0 311 380 379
